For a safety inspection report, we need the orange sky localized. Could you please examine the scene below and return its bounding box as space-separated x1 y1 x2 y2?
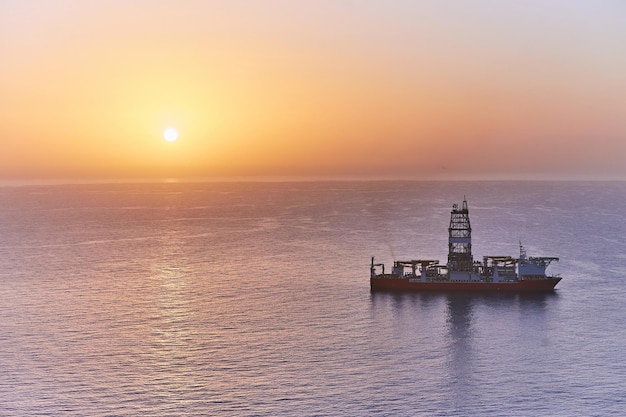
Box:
1 1 625 180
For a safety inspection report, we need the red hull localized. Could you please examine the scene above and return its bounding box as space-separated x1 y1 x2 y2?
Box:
370 277 561 292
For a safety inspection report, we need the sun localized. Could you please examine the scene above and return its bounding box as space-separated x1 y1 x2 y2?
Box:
163 128 179 142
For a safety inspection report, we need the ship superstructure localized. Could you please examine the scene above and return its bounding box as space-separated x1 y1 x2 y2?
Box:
370 198 561 292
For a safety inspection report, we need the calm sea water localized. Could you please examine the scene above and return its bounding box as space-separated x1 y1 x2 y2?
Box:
1 181 625 416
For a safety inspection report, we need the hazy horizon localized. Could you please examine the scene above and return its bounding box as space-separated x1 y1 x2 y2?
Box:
1 173 625 188
2 1 625 181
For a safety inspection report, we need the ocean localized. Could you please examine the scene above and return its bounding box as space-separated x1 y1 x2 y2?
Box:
1 181 625 416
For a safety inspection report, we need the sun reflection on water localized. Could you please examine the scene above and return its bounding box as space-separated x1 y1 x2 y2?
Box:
148 259 205 399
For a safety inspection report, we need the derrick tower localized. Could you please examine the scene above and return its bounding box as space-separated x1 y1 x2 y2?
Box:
447 198 473 272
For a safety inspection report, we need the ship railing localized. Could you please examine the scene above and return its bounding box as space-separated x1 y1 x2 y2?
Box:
520 274 561 280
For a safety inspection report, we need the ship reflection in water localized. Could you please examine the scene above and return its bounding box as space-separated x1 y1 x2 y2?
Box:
445 294 474 402
445 293 556 408
369 290 558 411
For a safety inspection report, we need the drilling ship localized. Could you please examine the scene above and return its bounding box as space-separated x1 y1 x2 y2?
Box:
370 198 561 292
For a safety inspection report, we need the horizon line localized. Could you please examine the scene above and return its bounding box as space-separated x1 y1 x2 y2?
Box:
1 174 625 187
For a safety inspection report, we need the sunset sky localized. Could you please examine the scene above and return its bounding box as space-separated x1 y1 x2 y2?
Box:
1 1 625 180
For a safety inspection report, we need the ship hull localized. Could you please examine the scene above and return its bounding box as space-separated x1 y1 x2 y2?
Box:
370 276 561 292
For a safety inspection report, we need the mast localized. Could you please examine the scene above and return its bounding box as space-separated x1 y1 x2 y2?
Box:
448 197 473 272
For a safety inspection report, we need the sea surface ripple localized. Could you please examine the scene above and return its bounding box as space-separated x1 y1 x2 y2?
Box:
1 181 625 416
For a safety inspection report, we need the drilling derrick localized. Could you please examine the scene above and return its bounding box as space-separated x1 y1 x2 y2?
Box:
448 198 473 272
